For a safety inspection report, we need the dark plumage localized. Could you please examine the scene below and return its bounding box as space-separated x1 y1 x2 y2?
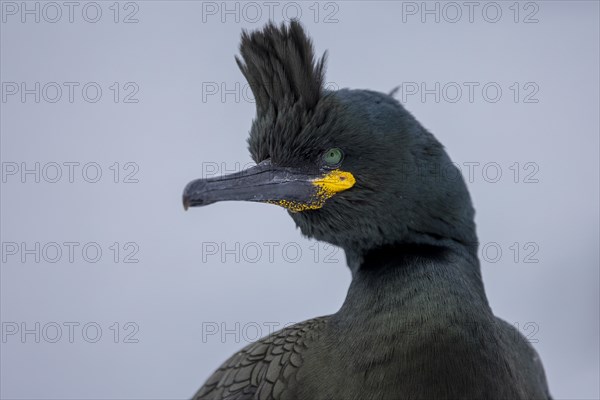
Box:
184 21 551 400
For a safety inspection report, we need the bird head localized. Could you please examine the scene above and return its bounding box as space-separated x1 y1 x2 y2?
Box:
183 21 477 261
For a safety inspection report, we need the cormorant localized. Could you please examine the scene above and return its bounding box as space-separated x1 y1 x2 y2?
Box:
183 21 552 400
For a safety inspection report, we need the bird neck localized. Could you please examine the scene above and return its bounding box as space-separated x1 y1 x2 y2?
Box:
338 242 490 326
330 242 500 392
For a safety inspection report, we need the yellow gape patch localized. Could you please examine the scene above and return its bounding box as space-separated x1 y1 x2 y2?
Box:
267 170 356 213
312 170 356 194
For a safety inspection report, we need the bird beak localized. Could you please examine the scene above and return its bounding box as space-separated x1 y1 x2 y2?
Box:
183 160 355 213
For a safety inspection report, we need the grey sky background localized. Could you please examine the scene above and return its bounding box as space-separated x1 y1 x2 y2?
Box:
1 1 599 399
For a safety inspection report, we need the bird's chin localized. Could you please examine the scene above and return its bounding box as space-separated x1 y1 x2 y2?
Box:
289 208 344 246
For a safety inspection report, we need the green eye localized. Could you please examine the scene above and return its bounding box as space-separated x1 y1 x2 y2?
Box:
323 148 344 166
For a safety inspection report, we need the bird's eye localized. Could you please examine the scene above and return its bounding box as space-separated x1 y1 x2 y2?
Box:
322 148 344 167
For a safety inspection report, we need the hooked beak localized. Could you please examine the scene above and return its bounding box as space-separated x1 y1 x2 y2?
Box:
182 160 355 213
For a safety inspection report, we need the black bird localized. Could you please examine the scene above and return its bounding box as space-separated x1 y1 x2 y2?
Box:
183 21 551 400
